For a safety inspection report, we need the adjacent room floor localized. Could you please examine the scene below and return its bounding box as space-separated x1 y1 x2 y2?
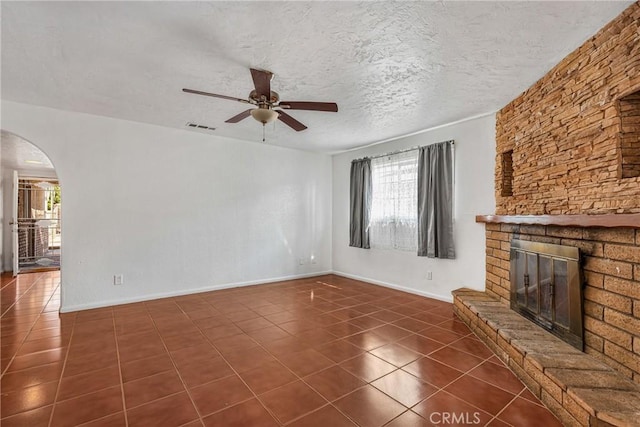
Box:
1 272 562 426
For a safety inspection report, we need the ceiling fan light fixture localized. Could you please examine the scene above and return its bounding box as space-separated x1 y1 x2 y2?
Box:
250 108 279 124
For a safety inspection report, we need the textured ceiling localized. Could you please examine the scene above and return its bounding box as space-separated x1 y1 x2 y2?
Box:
1 1 632 153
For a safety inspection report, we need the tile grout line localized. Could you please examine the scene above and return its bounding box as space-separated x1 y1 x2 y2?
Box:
515 387 546 407
0 273 52 377
30 312 470 423
190 302 289 426
0 273 44 316
189 293 367 425
73 407 128 427
286 300 444 422
5 273 556 425
74 299 442 425
277 300 460 425
429 351 520 423
0 274 18 291
0 277 54 350
112 308 129 427
351 318 466 425
239 300 424 425
381 409 416 427
487 392 521 426
462 324 561 417
150 299 210 426
211 325 360 425
395 348 497 419
0 274 61 422
47 293 77 427
326 285 536 422
119 386 196 412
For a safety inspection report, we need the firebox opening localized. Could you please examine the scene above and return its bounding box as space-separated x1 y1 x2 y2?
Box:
510 239 584 350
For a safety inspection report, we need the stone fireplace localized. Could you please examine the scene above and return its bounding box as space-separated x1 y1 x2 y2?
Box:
485 0 640 385
453 3 640 425
510 239 583 350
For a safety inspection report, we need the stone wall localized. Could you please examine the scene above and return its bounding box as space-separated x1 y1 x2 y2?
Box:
485 2 640 384
484 223 640 384
495 3 640 215
619 91 640 178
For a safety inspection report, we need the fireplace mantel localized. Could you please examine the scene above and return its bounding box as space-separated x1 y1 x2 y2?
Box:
475 214 640 228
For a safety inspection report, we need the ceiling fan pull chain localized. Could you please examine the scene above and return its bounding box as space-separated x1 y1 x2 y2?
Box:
262 123 266 143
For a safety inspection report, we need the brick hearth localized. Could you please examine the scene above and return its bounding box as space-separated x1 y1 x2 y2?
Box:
452 288 640 427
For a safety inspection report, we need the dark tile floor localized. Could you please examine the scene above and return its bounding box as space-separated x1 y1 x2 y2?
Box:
1 271 562 426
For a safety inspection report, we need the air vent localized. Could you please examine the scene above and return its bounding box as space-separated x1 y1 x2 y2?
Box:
185 122 216 131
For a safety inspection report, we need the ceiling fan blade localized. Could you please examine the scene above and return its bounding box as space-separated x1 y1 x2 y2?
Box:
277 111 307 132
182 88 249 104
250 68 272 99
278 101 338 112
225 109 253 123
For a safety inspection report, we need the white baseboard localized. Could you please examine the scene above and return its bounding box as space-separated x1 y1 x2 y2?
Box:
59 269 454 313
330 270 454 303
59 270 333 313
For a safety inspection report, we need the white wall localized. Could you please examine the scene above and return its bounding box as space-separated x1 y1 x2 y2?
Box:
2 99 494 310
0 138 3 272
1 101 332 312
332 114 496 302
1 168 11 274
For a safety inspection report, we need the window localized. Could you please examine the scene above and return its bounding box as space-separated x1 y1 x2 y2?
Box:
369 150 418 251
350 140 455 257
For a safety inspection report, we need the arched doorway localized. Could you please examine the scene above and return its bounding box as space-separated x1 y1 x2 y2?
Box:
1 130 61 275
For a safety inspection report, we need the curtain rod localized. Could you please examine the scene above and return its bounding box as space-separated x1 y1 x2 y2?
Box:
352 139 454 162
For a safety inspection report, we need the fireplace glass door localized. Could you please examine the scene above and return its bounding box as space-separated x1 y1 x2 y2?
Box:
510 240 583 350
539 255 553 322
554 259 569 327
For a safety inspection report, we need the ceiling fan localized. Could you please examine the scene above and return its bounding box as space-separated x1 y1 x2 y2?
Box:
182 68 338 135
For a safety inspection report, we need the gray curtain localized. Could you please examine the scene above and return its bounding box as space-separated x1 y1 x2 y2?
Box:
349 158 372 249
417 141 455 258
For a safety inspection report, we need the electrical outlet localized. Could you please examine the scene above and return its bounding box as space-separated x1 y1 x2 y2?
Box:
298 258 305 265
310 255 317 264
427 271 433 280
114 274 124 285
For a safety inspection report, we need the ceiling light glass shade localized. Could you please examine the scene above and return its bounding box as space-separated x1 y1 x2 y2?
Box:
251 108 279 124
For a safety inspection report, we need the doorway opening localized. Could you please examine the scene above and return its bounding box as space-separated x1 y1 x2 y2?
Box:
1 130 60 276
17 178 61 272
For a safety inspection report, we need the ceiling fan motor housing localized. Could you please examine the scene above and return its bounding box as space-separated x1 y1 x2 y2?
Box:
250 90 279 105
